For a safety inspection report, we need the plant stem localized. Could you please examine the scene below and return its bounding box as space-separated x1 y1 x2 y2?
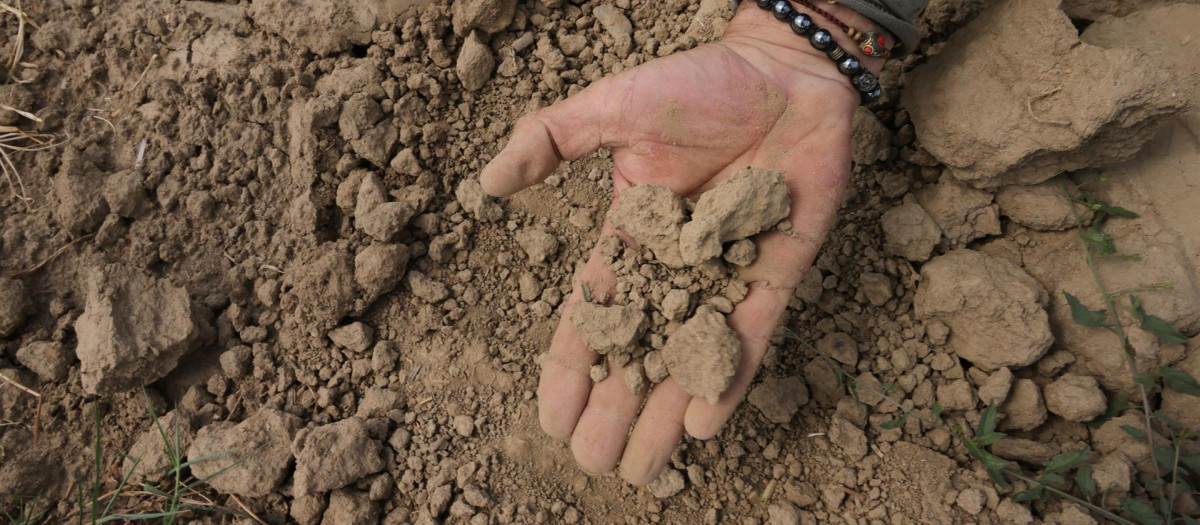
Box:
1001 468 1135 525
1166 438 1180 519
1062 185 1165 488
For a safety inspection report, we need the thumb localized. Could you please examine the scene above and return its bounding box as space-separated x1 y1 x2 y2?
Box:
480 76 625 197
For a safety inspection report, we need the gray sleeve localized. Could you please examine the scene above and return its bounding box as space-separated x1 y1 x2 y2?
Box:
833 0 927 55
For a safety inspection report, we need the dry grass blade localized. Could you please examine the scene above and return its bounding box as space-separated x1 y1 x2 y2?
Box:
0 370 42 443
0 126 64 209
228 494 267 525
1 232 94 279
0 0 36 80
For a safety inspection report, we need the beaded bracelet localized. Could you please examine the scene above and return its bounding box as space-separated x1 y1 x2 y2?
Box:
799 0 891 58
750 0 883 105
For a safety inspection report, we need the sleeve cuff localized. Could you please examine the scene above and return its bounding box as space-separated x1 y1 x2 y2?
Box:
832 0 924 56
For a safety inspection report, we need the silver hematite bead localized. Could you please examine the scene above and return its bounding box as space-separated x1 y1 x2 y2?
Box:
862 87 883 104
838 56 861 76
809 29 833 51
852 71 879 93
790 13 814 35
756 0 774 9
771 0 793 19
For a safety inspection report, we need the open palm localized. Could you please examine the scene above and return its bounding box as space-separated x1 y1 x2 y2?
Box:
481 7 866 486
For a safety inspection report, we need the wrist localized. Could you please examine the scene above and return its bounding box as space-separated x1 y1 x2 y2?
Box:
731 1 888 75
721 1 887 105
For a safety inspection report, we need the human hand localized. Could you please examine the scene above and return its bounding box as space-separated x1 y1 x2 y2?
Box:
480 2 880 485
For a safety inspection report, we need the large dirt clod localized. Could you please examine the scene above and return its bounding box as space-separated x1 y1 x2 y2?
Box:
914 250 1053 371
747 375 809 424
995 176 1082 231
293 417 386 496
248 0 394 56
451 0 517 36
74 264 204 395
661 305 741 403
187 408 302 497
569 302 649 355
457 31 495 91
906 0 1186 189
609 184 689 268
124 410 197 483
880 202 941 262
1043 373 1107 423
679 167 790 265
913 176 1000 248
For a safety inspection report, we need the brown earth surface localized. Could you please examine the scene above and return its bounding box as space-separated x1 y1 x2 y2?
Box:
2 0 1199 523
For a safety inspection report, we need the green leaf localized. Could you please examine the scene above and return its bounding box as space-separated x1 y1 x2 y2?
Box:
1131 296 1188 345
975 402 1005 447
1121 425 1147 443
882 382 898 394
1098 204 1139 218
1152 409 1183 431
1082 226 1117 255
581 282 592 303
1181 516 1199 525
931 402 944 421
1152 445 1175 471
1088 393 1128 429
1012 486 1045 503
1040 472 1066 487
1076 191 1140 219
1160 366 1200 397
1135 373 1157 387
1064 292 1112 328
1120 498 1164 525
1043 448 1090 474
1180 452 1200 475
1076 465 1096 497
881 414 907 430
963 430 1008 487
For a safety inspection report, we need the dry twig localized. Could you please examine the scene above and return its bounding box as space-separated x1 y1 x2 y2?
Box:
0 370 42 443
1 232 94 279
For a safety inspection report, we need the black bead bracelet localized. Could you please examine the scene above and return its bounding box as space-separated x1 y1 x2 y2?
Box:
751 0 883 105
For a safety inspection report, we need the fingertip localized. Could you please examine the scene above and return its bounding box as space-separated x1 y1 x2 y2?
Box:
683 405 727 440
478 162 510 197
619 464 660 487
620 380 690 486
570 429 621 475
479 115 562 198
